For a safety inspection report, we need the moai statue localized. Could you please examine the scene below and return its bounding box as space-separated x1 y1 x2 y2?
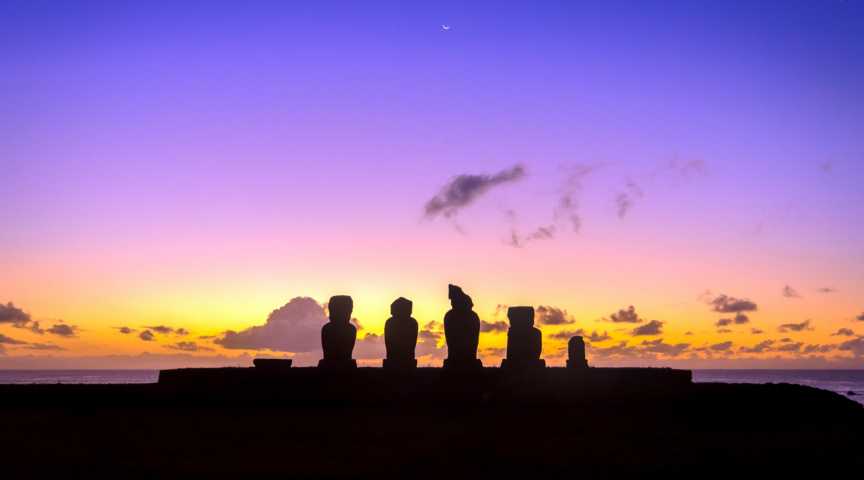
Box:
443 284 482 369
567 336 589 369
501 306 545 369
318 295 357 369
384 297 418 369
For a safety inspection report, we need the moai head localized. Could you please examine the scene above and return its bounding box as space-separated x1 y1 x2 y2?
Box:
328 295 353 324
391 297 413 317
448 284 473 310
507 306 535 329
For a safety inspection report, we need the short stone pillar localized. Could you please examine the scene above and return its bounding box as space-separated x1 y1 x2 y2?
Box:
566 336 589 369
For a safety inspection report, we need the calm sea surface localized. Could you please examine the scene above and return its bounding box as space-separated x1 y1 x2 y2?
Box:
0 369 862 405
693 369 864 405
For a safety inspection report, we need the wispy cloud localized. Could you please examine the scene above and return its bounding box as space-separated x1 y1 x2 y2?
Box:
778 319 813 333
782 285 801 298
709 294 758 313
607 305 642 323
632 320 664 336
423 164 526 219
46 323 77 337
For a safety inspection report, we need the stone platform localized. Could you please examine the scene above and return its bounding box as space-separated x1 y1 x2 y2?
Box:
157 366 692 405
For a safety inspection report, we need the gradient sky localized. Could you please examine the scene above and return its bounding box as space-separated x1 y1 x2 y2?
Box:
2 0 863 368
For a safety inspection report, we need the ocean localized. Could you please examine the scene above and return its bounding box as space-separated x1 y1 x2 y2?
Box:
1 369 862 405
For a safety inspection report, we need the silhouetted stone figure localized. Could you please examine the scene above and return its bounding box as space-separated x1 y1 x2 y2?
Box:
501 306 545 369
567 336 589 369
384 297 418 369
318 295 357 369
443 284 482 369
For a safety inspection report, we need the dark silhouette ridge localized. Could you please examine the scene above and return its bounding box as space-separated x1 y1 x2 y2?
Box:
253 358 292 371
3 374 862 479
318 295 357 369
567 336 589 369
443 284 482 369
383 297 418 369
501 306 545 369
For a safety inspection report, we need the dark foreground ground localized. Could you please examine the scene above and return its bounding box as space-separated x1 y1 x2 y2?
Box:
1 367 862 479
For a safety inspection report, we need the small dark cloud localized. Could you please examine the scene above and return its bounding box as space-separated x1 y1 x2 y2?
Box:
778 319 813 333
640 339 689 356
523 225 557 244
416 328 445 359
857 313 864 322
0 302 31 325
716 318 732 328
782 285 801 298
144 325 174 335
117 327 136 334
751 328 764 334
684 331 693 336
548 329 610 342
423 164 526 219
608 306 642 323
584 330 611 342
481 347 506 357
780 338 792 343
586 341 641 359
165 341 212 352
816 287 836 294
47 323 77 337
838 337 864 357
710 295 758 313
631 320 664 336
717 328 732 333
480 320 508 333
0 333 27 345
25 343 64 351
776 342 803 353
740 340 774 354
832 328 855 337
14 320 45 335
803 344 835 354
710 341 733 352
535 306 575 325
139 330 155 342
734 313 749 324
175 328 190 336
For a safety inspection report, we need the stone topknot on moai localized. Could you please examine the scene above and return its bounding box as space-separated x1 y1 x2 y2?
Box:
501 306 545 369
384 297 418 370
443 284 482 369
318 295 357 369
567 336 589 369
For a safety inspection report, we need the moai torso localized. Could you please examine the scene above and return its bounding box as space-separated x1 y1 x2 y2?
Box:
444 308 480 361
321 321 357 361
385 316 418 360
